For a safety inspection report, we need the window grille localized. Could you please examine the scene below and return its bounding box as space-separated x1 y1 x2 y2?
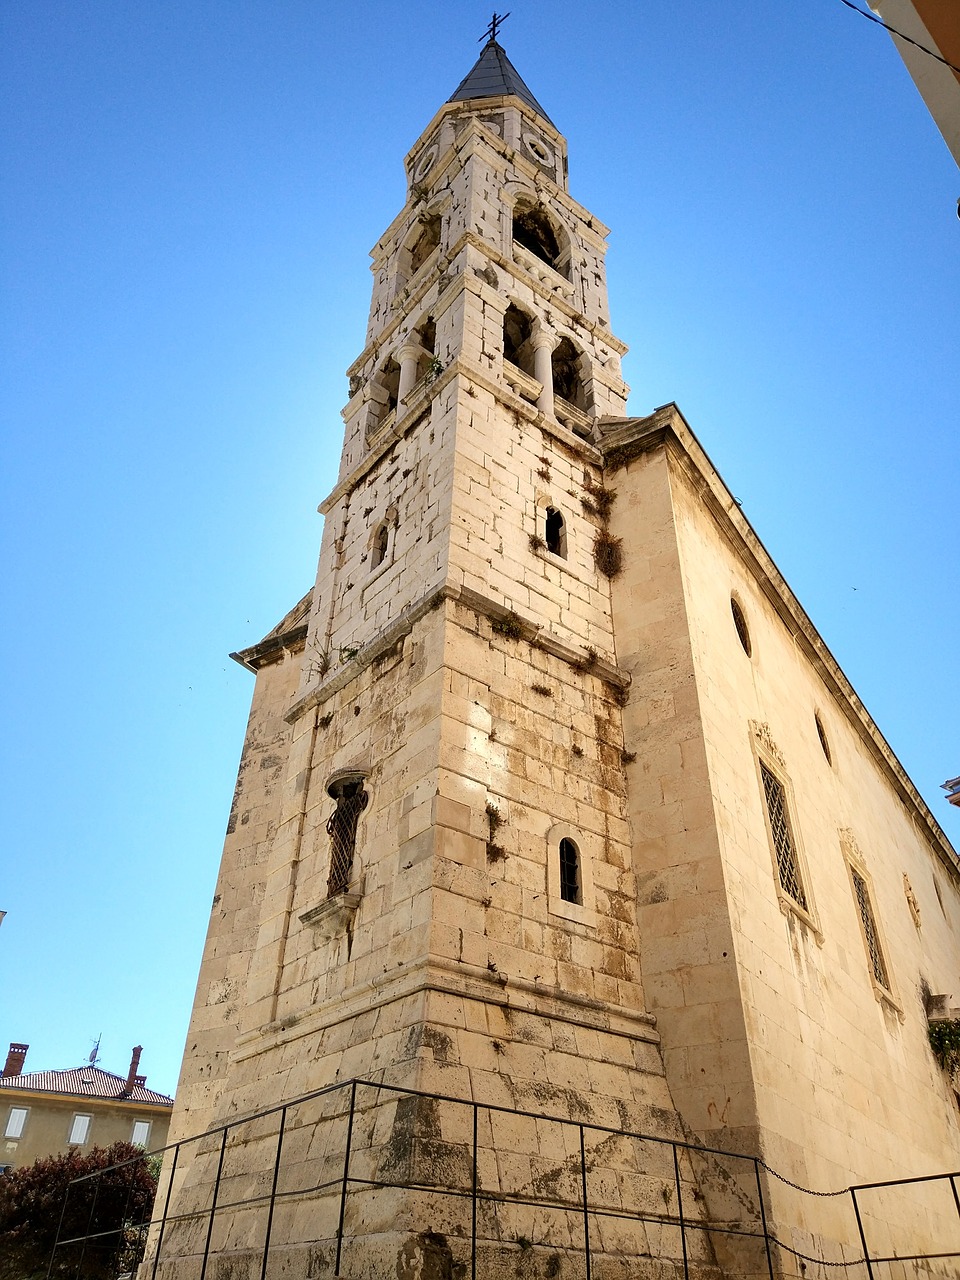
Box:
731 598 752 656
760 763 807 910
815 712 832 765
851 868 890 990
326 778 368 898
559 838 581 904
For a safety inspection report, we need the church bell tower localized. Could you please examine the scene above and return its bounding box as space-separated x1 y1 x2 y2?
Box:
154 30 734 1279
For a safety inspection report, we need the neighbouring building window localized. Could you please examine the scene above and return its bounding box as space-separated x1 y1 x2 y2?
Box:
731 597 752 657
559 838 582 904
68 1114 91 1145
131 1120 151 1147
851 868 890 991
326 775 369 897
759 763 808 911
4 1107 27 1139
545 507 566 557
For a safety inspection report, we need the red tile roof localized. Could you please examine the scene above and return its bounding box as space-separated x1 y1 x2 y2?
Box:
0 1065 173 1107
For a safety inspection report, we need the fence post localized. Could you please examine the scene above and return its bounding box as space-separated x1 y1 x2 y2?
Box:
199 1127 229 1280
259 1106 288 1280
579 1125 592 1280
471 1103 479 1280
752 1158 775 1280
672 1144 689 1280
44 1177 72 1280
334 1081 358 1276
850 1188 875 1280
150 1141 180 1280
74 1170 101 1280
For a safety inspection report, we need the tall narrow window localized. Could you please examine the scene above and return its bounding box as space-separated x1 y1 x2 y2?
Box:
326 776 369 897
4 1108 27 1139
815 712 832 765
545 507 566 557
559 838 582 904
69 1114 91 1145
731 597 752 656
371 523 389 570
851 869 890 990
759 763 807 910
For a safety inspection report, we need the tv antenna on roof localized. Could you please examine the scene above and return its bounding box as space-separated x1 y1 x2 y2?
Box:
88 1035 101 1066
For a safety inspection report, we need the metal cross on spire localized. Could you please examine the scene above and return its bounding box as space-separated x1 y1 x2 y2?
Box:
480 11 510 43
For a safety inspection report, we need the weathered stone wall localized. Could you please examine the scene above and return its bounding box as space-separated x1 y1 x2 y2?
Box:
606 415 960 1272
165 642 303 1151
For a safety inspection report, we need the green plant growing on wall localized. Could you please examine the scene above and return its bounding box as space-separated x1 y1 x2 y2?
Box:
486 802 506 863
593 528 623 578
928 1018 960 1073
491 612 523 640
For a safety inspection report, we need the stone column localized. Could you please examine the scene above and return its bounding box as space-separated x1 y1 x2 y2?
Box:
397 343 424 407
531 330 556 416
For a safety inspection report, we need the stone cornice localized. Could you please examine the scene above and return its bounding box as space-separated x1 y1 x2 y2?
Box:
285 581 629 727
600 406 959 878
230 625 307 673
231 953 658 1068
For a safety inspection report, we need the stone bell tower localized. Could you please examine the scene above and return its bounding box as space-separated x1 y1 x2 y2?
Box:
153 32 752 1280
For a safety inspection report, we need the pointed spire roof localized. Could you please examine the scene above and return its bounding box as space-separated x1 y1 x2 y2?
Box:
448 39 555 128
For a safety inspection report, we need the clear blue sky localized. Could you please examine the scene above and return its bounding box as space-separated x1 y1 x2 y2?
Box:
2 2 958 1099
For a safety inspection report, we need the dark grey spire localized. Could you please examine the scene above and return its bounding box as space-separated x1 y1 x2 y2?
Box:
447 39 555 128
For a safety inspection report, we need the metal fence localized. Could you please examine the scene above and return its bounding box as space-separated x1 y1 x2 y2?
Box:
43 1078 960 1280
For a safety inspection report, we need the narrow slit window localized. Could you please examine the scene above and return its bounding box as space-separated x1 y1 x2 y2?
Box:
851 868 890 990
559 838 582 904
731 598 752 656
326 776 369 898
815 712 832 765
545 507 566 557
760 763 807 910
371 523 389 570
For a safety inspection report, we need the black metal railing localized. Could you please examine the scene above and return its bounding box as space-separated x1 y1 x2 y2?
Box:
44 1078 960 1280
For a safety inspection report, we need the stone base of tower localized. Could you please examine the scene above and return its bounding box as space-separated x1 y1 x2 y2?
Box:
143 977 772 1280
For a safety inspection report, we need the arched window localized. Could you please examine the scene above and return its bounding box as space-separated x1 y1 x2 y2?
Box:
503 304 535 376
552 338 589 412
369 357 401 435
558 838 582 904
371 523 389 570
414 316 437 383
545 507 566 558
513 202 567 278
326 775 369 898
409 215 440 275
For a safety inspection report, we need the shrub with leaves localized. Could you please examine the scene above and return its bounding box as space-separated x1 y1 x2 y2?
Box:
0 1142 159 1280
929 1018 960 1074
